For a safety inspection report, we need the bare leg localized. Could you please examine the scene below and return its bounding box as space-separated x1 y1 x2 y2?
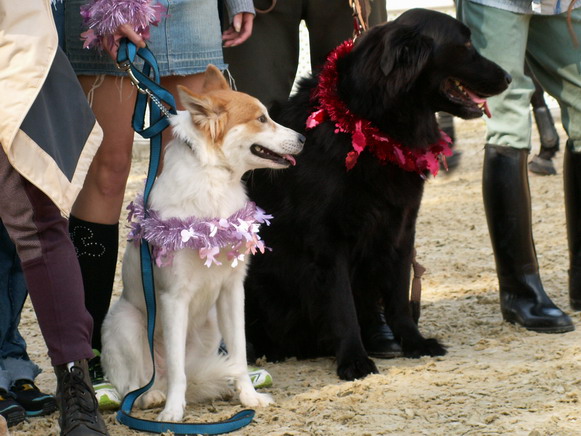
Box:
72 71 206 222
72 75 137 224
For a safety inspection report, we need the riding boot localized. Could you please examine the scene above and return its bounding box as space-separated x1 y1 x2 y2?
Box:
54 360 109 436
483 144 574 333
529 104 560 176
359 304 403 359
528 66 559 176
564 142 581 310
534 105 560 160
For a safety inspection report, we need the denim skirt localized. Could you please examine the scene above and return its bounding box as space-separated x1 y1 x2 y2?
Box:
64 0 227 76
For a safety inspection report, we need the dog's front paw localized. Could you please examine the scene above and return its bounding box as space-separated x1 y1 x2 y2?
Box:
337 356 379 381
137 389 166 409
402 337 447 358
157 405 185 423
239 390 274 408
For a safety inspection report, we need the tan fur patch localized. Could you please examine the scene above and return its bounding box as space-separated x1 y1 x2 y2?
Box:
197 90 273 148
178 67 275 152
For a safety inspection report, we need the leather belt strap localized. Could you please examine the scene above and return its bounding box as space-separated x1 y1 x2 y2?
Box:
349 0 371 37
410 250 426 326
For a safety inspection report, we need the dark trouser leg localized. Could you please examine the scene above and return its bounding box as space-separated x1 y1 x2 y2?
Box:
0 222 29 362
0 148 93 366
223 0 303 109
483 144 573 333
68 216 118 352
564 142 581 310
224 0 353 110
305 0 353 70
368 0 387 26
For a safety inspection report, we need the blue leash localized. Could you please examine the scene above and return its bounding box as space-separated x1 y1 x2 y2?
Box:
114 39 255 435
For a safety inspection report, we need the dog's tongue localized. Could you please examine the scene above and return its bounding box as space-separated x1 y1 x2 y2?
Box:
464 87 491 118
284 154 297 166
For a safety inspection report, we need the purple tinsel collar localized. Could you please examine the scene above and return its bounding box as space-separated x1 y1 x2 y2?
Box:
127 195 272 268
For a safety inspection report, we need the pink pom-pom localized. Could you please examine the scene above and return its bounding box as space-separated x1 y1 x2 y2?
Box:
80 0 165 49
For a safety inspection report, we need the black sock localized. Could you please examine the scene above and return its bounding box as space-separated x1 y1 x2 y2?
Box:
69 215 119 352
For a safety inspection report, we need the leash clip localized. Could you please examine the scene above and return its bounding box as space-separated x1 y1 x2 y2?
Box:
116 60 148 95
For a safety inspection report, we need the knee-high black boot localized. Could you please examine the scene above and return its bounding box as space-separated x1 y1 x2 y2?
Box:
483 144 574 333
564 142 581 310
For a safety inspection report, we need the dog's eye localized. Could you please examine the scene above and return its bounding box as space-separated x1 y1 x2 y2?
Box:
465 41 473 49
257 115 267 123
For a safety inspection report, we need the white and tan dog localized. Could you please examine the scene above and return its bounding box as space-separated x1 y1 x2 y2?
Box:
101 65 304 422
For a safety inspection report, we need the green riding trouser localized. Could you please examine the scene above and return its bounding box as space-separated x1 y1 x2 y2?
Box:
458 0 581 152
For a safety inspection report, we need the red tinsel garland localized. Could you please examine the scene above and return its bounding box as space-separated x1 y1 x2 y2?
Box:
306 40 452 176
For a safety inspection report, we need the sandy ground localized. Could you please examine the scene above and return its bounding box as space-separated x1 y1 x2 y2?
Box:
10 115 581 436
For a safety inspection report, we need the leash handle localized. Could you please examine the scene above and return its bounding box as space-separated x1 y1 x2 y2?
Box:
114 39 255 435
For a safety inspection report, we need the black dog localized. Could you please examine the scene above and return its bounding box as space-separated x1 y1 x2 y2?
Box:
244 8 510 381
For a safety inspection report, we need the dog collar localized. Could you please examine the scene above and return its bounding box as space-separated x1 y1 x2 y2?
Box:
306 40 452 176
127 195 272 268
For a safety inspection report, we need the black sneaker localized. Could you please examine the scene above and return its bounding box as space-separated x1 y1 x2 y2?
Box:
54 360 109 436
11 379 57 417
0 388 26 427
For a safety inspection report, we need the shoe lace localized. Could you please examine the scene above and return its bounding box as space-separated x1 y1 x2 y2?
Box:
61 366 99 426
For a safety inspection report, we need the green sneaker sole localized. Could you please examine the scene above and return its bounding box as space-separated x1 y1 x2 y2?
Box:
248 367 273 389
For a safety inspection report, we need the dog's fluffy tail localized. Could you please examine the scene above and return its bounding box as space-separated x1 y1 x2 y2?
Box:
185 352 237 403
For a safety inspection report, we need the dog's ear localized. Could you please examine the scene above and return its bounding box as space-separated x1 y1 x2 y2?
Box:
177 85 226 141
202 64 230 92
177 85 213 116
380 25 433 91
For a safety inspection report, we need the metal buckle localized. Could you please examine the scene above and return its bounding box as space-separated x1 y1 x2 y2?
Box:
116 60 148 94
116 58 172 118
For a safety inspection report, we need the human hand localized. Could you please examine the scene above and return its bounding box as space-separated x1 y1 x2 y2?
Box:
222 12 254 47
103 23 147 61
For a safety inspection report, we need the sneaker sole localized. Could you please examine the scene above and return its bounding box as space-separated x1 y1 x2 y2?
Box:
1 406 26 427
96 393 121 411
248 369 273 389
251 379 273 389
93 381 122 411
24 399 58 417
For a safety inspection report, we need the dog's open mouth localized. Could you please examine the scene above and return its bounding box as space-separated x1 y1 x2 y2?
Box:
443 79 491 118
251 144 297 166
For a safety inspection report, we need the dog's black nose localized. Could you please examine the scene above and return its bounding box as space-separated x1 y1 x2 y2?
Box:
504 73 512 85
298 134 306 144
